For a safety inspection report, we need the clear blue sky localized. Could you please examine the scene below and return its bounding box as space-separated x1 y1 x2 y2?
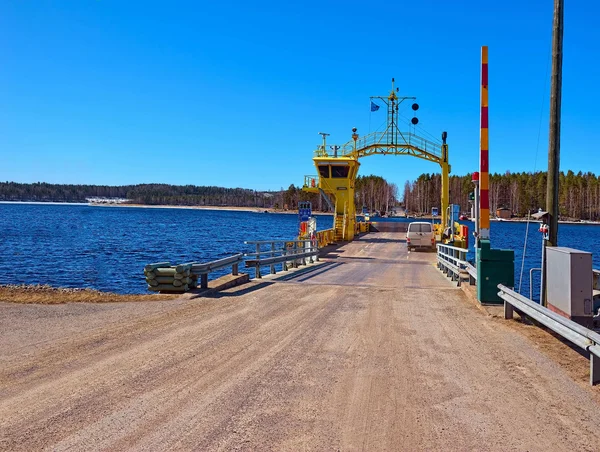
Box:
1 1 598 190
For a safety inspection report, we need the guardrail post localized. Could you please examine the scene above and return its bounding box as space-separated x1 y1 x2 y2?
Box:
503 299 514 319
314 240 319 262
255 243 262 278
293 242 298 268
282 246 288 271
452 249 457 281
232 263 238 276
201 274 208 289
591 355 600 386
308 241 314 263
270 242 276 274
302 241 307 266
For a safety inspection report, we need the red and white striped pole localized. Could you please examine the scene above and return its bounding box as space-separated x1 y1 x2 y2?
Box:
479 46 490 240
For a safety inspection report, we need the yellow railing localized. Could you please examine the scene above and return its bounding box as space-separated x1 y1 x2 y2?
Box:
315 222 368 249
356 221 369 233
316 229 335 248
315 131 442 160
303 175 318 189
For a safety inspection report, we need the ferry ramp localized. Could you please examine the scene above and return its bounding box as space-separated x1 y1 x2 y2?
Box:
2 232 600 451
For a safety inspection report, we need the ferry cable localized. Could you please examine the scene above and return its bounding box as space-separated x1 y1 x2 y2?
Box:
518 46 552 295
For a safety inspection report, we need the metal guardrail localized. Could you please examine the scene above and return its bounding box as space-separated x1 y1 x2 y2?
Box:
244 239 319 278
498 284 600 386
192 253 244 289
436 243 470 286
465 262 477 284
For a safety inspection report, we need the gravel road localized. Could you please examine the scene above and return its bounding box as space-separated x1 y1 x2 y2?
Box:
2 232 600 451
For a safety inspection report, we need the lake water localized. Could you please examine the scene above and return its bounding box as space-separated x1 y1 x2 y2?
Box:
1 203 599 297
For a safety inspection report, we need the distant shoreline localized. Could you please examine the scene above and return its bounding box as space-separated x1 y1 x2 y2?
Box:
91 203 334 215
0 201 89 206
490 218 600 226
3 202 600 224
0 201 331 215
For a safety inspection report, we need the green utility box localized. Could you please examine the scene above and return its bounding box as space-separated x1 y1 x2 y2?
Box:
476 239 515 304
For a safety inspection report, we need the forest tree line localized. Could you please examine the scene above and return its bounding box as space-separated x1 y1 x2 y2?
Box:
402 170 600 220
0 175 400 213
0 182 277 207
280 175 399 212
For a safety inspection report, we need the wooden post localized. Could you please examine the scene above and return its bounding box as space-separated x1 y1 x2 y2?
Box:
543 0 564 307
546 0 563 248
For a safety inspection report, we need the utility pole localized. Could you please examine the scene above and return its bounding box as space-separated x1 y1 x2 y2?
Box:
542 0 564 306
546 0 564 247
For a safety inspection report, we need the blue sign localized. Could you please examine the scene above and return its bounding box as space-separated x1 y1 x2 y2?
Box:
298 202 312 222
451 204 460 222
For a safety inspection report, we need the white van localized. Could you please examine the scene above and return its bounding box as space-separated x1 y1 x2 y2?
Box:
406 222 435 251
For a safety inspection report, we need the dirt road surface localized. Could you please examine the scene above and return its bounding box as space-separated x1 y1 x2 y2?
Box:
2 232 600 451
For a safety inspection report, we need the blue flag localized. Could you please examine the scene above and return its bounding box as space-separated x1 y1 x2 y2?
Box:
370 101 380 112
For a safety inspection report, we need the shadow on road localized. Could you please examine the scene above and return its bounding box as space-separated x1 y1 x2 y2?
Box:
358 237 407 244
273 262 343 282
197 281 274 299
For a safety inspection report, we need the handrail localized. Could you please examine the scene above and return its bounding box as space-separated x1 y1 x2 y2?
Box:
245 250 318 268
303 175 318 188
529 267 542 301
244 239 319 278
437 243 468 253
315 131 442 160
245 239 314 245
192 254 243 274
436 243 470 286
193 254 244 289
316 228 335 248
498 284 600 386
144 254 243 291
465 262 477 281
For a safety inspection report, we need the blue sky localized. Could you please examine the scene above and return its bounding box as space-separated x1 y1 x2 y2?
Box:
1 0 599 190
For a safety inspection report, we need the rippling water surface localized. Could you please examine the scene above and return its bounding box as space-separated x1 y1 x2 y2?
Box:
470 220 600 302
2 203 600 297
0 204 331 294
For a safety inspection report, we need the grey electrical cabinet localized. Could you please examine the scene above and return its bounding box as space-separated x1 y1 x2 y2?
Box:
546 247 593 327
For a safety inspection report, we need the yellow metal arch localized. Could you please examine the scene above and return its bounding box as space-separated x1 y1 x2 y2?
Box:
303 82 451 242
317 130 443 164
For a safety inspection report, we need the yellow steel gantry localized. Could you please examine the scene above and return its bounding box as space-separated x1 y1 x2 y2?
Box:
303 80 450 242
